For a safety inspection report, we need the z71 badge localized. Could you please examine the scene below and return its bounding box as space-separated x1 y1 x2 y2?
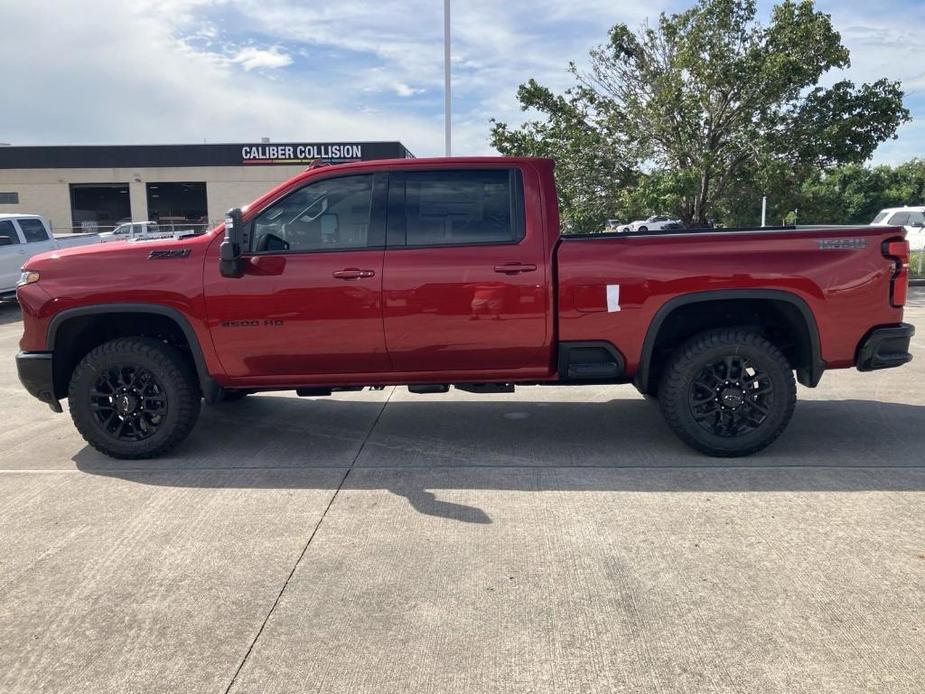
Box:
148 249 191 259
818 238 867 250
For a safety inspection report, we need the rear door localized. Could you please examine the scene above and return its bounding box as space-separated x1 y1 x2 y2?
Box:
0 220 26 291
381 167 549 374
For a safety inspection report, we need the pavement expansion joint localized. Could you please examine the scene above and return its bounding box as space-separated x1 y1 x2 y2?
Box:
220 386 395 694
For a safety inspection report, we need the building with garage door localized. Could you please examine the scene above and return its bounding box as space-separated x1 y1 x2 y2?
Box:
0 141 412 233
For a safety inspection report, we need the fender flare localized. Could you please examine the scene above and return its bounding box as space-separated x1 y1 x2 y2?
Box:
46 303 221 401
634 289 825 394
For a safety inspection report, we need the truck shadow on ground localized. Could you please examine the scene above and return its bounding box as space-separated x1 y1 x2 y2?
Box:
73 395 925 522
0 302 22 326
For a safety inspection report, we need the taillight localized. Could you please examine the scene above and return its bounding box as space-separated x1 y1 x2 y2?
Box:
883 238 909 307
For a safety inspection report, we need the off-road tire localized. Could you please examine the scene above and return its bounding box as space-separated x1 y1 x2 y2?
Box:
69 337 201 459
658 329 796 457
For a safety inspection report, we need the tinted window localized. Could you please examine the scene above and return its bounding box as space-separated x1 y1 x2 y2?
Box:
888 212 910 226
397 170 522 247
0 220 20 245
18 218 49 243
253 175 372 252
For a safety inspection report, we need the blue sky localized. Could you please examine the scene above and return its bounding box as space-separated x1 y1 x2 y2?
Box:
1 0 923 164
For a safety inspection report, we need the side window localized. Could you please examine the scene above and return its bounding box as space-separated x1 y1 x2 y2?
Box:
394 169 524 247
18 218 49 243
253 175 373 253
887 212 910 226
0 220 21 245
907 211 925 226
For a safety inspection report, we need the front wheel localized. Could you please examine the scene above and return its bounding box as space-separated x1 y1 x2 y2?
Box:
657 329 796 457
68 337 201 459
637 226 648 232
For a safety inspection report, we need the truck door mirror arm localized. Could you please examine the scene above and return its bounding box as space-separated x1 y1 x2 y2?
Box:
219 207 247 278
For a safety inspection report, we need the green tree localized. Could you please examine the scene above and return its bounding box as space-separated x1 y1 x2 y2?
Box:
490 0 910 229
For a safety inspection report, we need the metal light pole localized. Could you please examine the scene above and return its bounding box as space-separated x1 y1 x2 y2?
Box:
761 196 767 227
443 0 451 156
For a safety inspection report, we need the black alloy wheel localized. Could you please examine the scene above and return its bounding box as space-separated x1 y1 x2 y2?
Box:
688 355 773 438
90 365 168 441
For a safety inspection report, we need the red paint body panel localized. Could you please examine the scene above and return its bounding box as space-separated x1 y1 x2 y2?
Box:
16 156 909 392
556 228 905 374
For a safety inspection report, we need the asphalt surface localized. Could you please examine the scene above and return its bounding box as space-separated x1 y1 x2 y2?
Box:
1 291 923 694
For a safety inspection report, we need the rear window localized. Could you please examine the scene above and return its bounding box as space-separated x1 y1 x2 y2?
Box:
392 169 524 247
871 212 890 224
18 218 49 243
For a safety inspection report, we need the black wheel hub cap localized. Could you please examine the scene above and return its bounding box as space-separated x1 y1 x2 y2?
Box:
90 365 167 441
689 355 773 438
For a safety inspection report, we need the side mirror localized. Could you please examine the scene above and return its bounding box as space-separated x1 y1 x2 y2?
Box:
911 221 924 228
219 207 247 278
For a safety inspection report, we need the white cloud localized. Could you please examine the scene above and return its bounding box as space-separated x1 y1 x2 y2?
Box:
392 82 424 97
230 46 293 71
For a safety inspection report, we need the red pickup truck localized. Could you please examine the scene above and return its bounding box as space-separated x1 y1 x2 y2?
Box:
15 157 914 459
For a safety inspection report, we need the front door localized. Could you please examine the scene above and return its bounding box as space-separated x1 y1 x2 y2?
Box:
382 168 549 374
204 173 390 380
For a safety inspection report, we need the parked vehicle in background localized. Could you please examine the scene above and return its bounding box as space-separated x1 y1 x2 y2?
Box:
0 215 98 298
99 221 175 243
621 215 683 232
870 206 925 250
14 157 915 459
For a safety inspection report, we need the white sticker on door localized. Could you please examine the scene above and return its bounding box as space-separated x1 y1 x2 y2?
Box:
606 284 621 312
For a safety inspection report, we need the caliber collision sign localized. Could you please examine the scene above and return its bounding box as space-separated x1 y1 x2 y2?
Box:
241 143 364 165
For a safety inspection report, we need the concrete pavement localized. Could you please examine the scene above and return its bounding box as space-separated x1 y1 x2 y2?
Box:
0 291 923 693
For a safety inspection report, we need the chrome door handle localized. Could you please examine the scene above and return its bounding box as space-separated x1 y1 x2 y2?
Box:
332 268 376 280
493 263 537 274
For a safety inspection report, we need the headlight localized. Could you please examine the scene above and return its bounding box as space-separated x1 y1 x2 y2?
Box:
17 270 40 287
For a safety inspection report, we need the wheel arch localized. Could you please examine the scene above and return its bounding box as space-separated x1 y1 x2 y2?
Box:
47 304 220 401
635 289 824 395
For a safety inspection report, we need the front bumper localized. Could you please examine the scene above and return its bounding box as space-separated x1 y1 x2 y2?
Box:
16 351 62 412
856 323 915 371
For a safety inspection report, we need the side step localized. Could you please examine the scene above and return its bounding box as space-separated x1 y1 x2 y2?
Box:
408 384 450 394
558 341 625 381
455 383 515 394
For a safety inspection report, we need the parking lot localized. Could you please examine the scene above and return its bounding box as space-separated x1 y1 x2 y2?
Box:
0 290 922 694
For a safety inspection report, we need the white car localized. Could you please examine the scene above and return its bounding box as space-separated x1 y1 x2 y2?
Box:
621 215 683 232
870 206 925 251
0 214 99 298
98 221 176 243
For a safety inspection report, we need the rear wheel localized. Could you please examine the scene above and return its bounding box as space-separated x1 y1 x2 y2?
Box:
69 337 201 459
657 329 796 457
638 226 648 232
